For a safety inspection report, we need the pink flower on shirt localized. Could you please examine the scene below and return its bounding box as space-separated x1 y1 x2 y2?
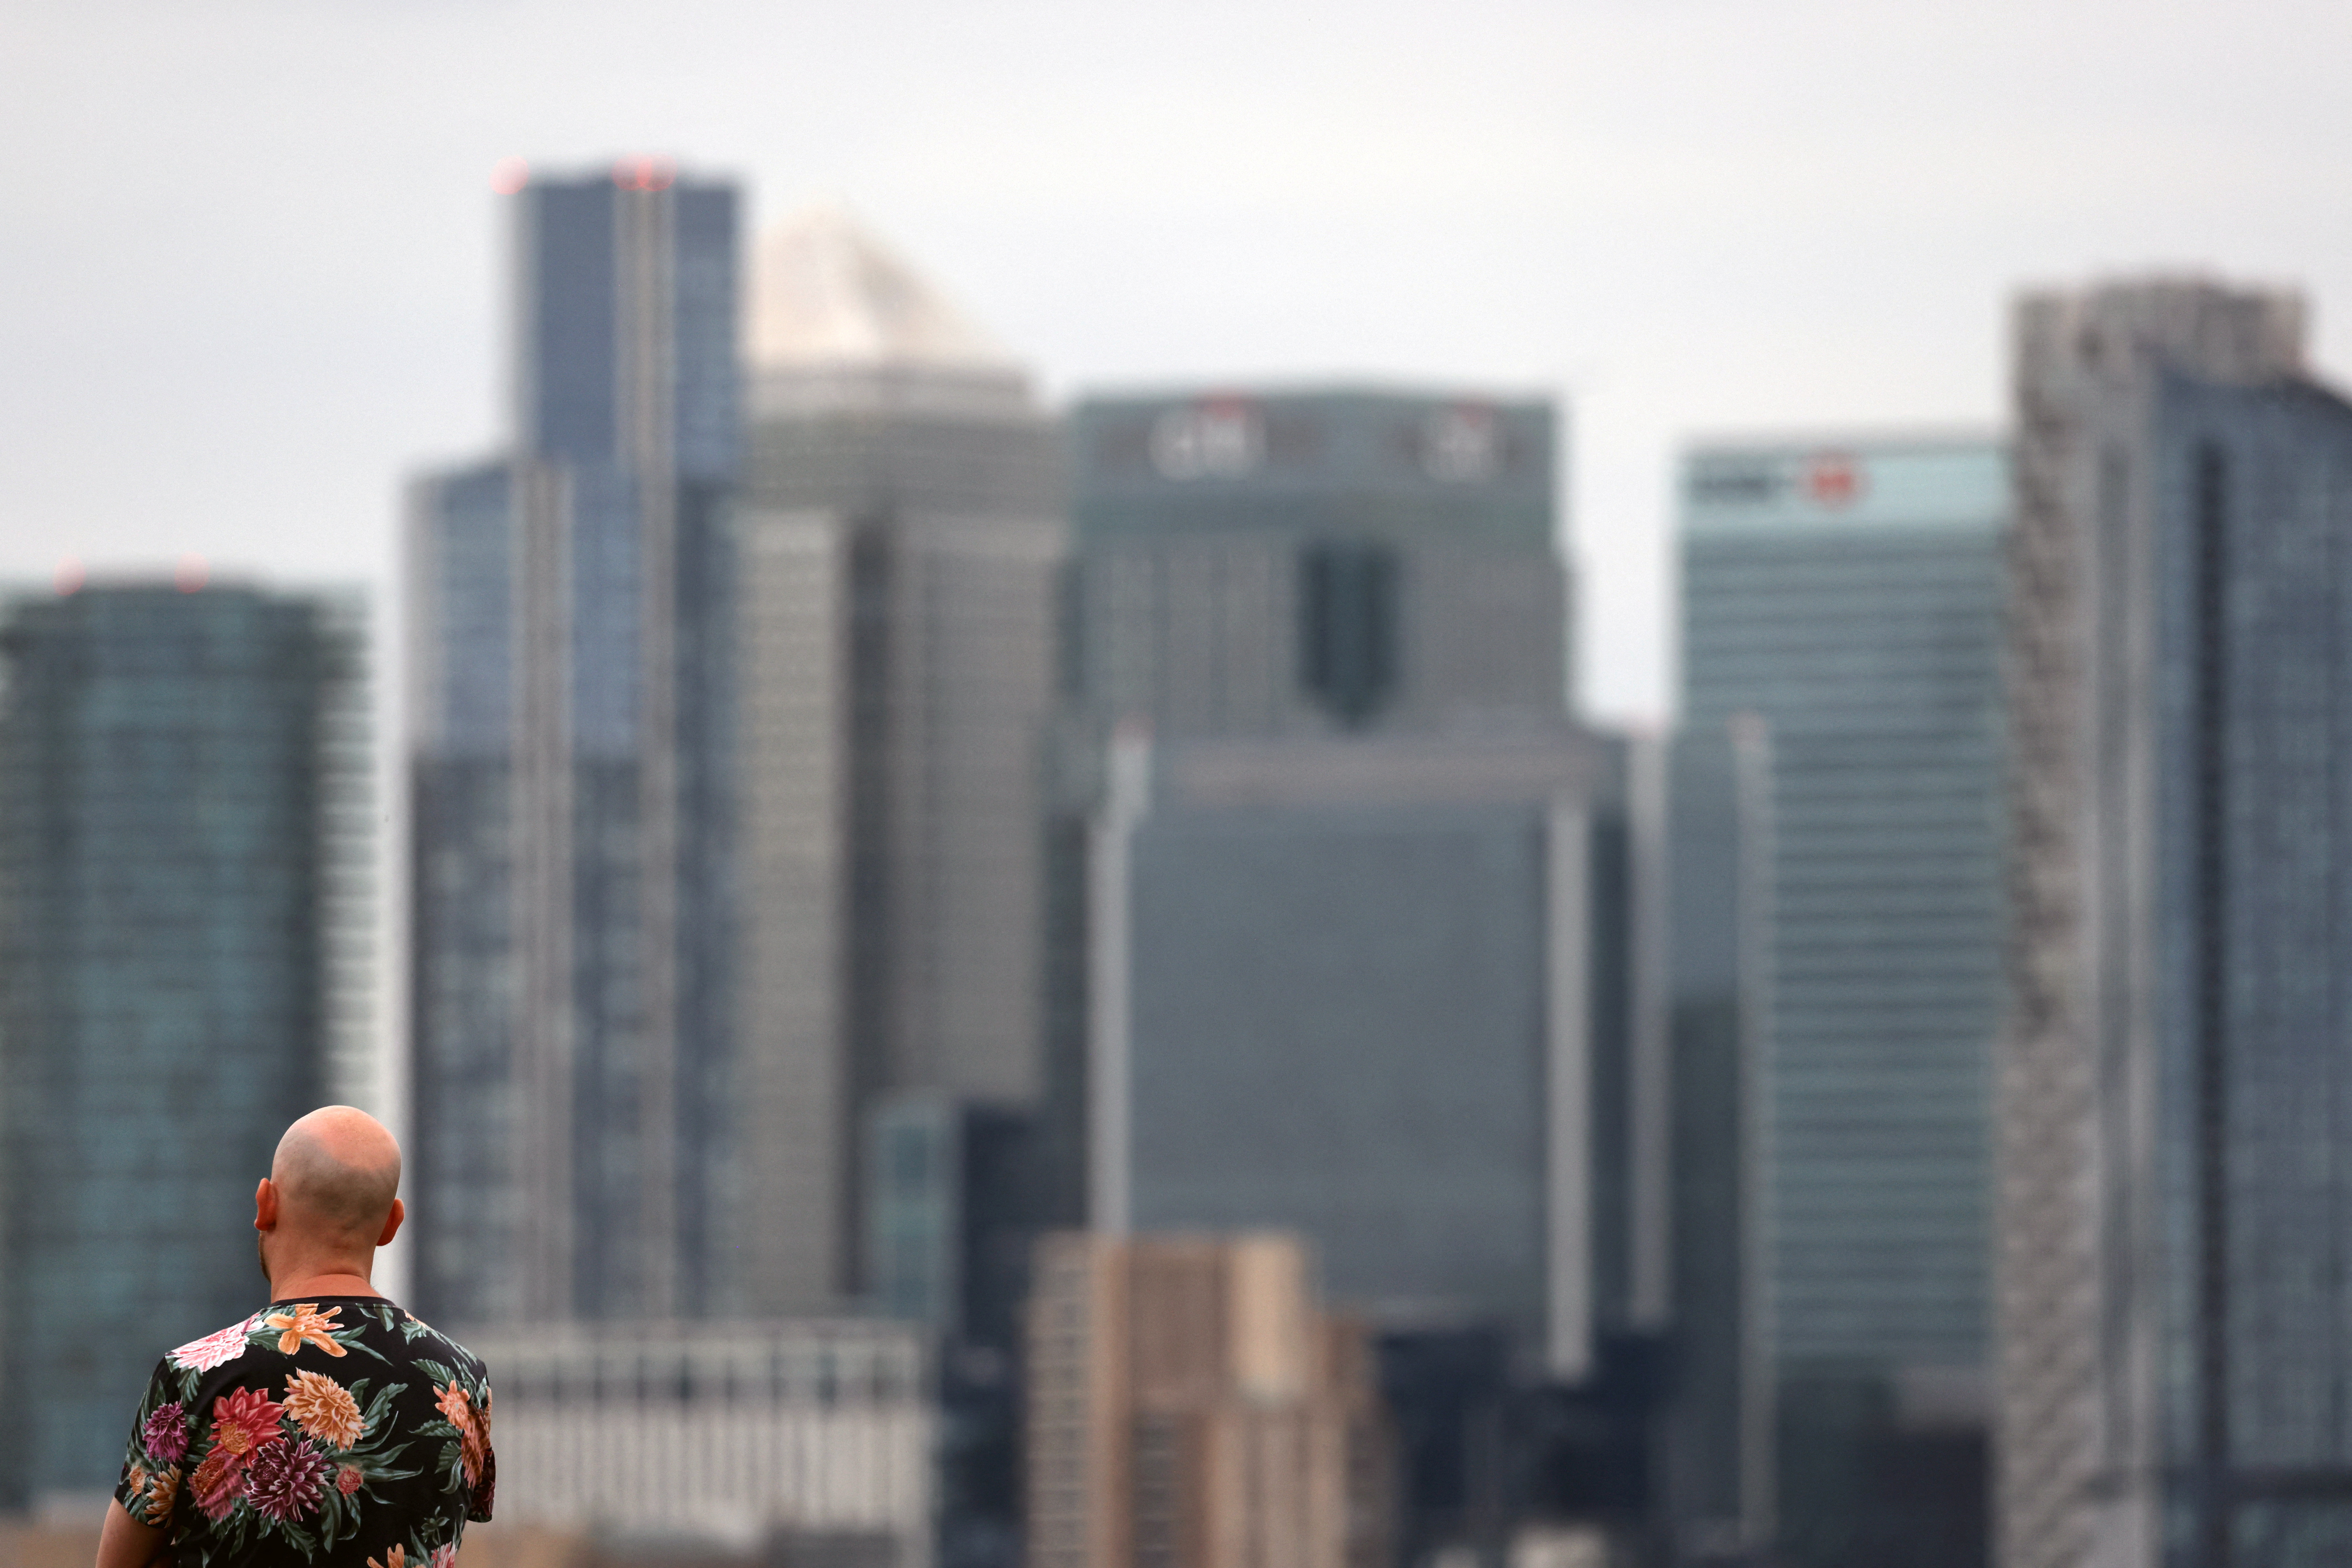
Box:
171 1315 259 1373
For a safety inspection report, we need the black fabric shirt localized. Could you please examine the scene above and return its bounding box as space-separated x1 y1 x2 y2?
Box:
114 1297 495 1568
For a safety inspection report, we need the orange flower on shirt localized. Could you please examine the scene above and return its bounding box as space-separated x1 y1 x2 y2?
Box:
283 1369 364 1449
434 1382 474 1434
144 1466 179 1527
368 1545 407 1568
263 1303 347 1357
435 1381 486 1485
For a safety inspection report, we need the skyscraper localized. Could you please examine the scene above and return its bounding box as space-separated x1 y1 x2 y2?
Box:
408 163 741 1324
1063 385 1605 1345
1060 381 1777 1561
1089 727 1620 1361
1066 389 1566 739
731 202 1067 1315
1681 435 2008 1567
1999 280 2352 1568
1655 721 1775 1566
0 584 369 1507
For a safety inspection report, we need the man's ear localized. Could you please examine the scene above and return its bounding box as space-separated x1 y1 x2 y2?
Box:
254 1177 279 1233
376 1197 404 1249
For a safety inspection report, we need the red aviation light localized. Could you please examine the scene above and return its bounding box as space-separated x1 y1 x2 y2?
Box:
613 156 677 192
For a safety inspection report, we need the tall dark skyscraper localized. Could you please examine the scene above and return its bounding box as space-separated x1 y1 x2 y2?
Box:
1062 385 1773 1562
0 584 369 1507
1091 726 1622 1359
408 164 741 1323
1999 280 2352 1568
1063 389 1599 1348
1655 721 1775 1565
1681 435 2007 1568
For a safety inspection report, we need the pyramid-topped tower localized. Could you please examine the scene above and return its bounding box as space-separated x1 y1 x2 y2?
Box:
750 200 1036 418
733 197 1067 1354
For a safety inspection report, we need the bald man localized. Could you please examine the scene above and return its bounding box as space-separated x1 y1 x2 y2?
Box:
98 1107 495 1568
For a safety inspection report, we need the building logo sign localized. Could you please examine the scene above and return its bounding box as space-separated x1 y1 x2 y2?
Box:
1420 404 1503 483
1151 400 1264 479
1802 452 1863 508
1688 450 1870 510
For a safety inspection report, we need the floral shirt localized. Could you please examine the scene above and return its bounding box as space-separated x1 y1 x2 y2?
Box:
114 1297 494 1568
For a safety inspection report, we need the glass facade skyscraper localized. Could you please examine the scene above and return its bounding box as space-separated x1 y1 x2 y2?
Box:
1066 388 1567 739
1060 381 1774 1562
1102 730 1615 1353
2000 279 2352 1568
1067 385 1647 1360
1682 434 2008 1567
0 585 368 1507
408 168 741 1324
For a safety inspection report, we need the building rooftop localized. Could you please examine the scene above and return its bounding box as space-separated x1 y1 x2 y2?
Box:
748 200 1036 419
1681 431 2008 539
751 200 1017 372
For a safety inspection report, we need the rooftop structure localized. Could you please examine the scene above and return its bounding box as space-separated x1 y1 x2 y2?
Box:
1065 386 1568 739
749 202 1034 422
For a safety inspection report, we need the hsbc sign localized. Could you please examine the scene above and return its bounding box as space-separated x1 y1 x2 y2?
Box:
1690 451 1869 509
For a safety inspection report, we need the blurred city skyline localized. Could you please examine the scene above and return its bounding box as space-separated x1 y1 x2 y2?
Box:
8 0 2351 722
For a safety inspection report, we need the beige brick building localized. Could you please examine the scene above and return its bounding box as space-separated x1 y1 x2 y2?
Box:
1026 1232 1392 1568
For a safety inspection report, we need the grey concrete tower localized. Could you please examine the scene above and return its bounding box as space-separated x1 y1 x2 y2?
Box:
732 203 1065 1312
2001 278 2352 1568
1066 389 1568 739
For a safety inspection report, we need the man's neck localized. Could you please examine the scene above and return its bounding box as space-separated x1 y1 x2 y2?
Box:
268 1269 384 1301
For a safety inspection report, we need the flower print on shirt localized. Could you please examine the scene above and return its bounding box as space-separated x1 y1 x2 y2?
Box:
283 1371 365 1450
262 1303 349 1359
172 1316 260 1375
141 1403 189 1465
116 1299 495 1568
243 1438 333 1524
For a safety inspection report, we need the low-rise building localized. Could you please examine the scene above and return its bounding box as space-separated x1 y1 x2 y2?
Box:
458 1320 932 1568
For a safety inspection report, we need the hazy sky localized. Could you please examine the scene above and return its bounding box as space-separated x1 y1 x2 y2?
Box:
6 0 2349 722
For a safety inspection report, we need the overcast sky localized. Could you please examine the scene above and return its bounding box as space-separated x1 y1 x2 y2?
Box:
5 0 2349 722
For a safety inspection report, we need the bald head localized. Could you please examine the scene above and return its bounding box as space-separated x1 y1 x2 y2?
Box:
271 1107 402 1242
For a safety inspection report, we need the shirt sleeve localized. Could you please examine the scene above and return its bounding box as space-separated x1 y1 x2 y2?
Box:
115 1357 192 1531
467 1380 496 1522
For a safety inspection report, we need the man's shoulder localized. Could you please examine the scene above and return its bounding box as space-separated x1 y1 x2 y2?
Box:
162 1310 270 1377
385 1307 487 1372
150 1300 489 1386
